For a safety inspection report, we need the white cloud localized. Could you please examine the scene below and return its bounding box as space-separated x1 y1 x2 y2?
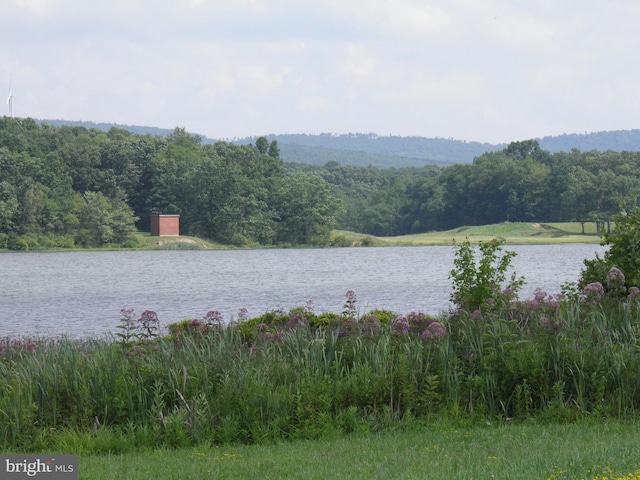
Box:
481 13 557 53
380 70 490 104
356 0 452 37
296 96 331 114
14 0 58 15
337 44 379 81
526 64 579 92
2 0 640 142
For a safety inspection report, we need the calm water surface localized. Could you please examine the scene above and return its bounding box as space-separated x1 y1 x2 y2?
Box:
0 244 605 338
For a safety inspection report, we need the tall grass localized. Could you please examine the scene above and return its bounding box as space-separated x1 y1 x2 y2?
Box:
2 291 640 453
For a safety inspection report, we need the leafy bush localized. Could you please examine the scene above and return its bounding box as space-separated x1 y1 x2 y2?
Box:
449 237 525 313
331 235 352 247
581 209 640 290
121 235 140 249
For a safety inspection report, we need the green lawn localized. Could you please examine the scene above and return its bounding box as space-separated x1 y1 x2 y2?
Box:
78 421 640 479
132 232 226 250
333 222 603 247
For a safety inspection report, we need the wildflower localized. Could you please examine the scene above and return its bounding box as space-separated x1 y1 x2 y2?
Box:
340 318 359 336
203 310 224 327
606 266 627 295
265 331 284 342
237 308 249 323
627 286 640 305
362 315 381 336
256 323 269 332
501 287 517 304
407 312 433 330
539 317 550 328
471 310 483 321
138 310 159 339
288 312 308 329
582 282 605 306
188 319 207 333
342 290 358 319
534 288 547 302
392 315 410 336
248 343 257 356
422 322 447 341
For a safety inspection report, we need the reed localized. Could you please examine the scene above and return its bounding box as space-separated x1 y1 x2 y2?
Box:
2 288 640 453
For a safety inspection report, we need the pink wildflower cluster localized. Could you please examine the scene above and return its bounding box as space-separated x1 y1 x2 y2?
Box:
342 290 358 319
118 308 160 341
525 288 563 312
178 310 226 337
362 315 381 336
582 282 605 306
203 310 224 328
138 310 160 339
421 322 448 341
265 331 285 342
627 286 640 305
606 267 627 296
392 315 410 336
405 312 433 329
500 287 519 305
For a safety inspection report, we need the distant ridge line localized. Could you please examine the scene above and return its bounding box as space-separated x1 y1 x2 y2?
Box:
31 119 640 167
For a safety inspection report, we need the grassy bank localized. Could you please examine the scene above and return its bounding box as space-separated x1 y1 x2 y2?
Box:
0 222 601 251
78 422 640 479
132 232 226 250
332 222 602 246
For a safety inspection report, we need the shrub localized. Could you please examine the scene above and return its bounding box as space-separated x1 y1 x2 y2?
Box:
580 209 640 289
121 235 140 249
362 309 396 327
449 237 525 313
331 235 352 247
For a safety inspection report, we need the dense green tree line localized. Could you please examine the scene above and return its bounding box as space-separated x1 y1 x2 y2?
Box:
3 117 640 249
289 139 640 236
0 118 342 249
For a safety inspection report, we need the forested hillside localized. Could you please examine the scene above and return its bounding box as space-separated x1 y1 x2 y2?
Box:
3 117 640 250
241 131 640 166
0 118 342 250
289 140 640 237
36 119 640 167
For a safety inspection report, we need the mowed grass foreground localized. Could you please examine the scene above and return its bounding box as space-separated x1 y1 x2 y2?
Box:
79 421 640 480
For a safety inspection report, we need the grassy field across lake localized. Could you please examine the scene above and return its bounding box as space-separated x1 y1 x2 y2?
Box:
332 222 603 247
78 421 640 479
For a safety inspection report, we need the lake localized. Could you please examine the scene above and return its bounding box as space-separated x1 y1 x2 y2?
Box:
0 244 606 338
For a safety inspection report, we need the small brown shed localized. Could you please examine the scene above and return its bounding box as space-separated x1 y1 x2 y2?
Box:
150 214 180 236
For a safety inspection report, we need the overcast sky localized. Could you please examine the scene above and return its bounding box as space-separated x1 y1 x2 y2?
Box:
2 0 640 143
